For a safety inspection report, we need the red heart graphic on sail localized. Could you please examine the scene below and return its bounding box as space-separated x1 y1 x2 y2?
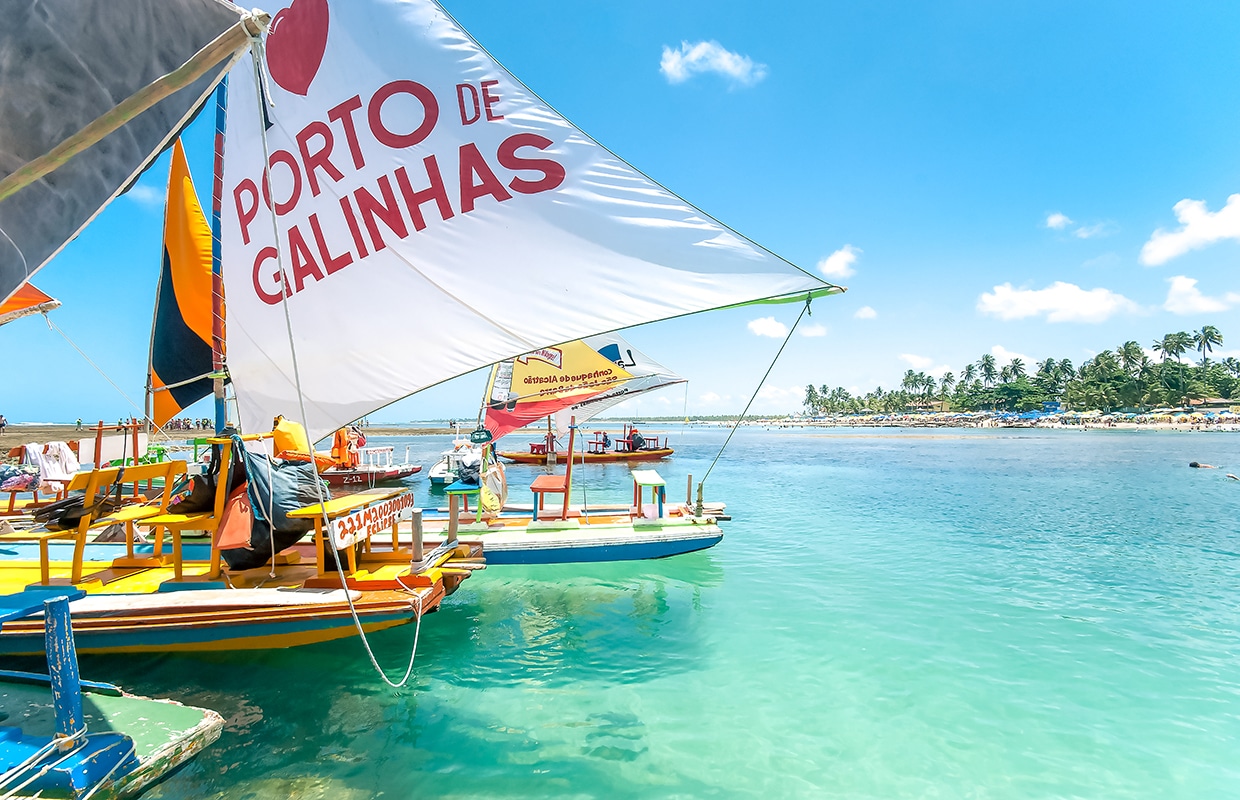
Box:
265 0 330 96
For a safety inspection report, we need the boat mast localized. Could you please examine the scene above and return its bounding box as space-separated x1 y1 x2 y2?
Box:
209 79 228 434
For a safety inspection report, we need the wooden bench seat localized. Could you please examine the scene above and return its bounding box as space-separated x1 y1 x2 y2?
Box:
2 459 188 585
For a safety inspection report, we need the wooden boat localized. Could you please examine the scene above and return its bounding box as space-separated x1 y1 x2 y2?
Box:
417 501 724 565
498 447 673 465
318 427 423 487
321 461 421 487
5 0 845 602
0 438 479 655
1 590 223 797
434 420 722 564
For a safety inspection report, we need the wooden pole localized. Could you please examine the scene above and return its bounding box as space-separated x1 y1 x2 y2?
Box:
562 416 577 519
687 474 693 505
93 421 103 467
210 80 229 434
0 13 269 202
411 509 424 564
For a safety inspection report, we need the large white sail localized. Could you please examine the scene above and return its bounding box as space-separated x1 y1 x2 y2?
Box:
220 0 841 441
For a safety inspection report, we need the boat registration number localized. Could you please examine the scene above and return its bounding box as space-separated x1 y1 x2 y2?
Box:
329 491 416 549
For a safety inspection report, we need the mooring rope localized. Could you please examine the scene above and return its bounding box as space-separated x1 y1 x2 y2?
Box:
44 316 175 445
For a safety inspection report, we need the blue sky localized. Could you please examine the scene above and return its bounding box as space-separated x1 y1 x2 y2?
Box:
6 0 1240 423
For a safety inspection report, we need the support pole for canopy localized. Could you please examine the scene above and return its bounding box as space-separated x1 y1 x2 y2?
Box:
210 78 228 434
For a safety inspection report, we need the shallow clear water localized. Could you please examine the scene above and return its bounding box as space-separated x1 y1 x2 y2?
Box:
70 428 1240 797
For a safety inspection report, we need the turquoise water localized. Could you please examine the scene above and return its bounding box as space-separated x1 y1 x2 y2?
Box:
80 428 1240 797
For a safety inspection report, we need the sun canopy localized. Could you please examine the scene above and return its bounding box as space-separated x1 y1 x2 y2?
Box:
0 0 259 306
0 283 59 327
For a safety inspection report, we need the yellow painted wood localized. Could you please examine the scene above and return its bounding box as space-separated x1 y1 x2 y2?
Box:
286 488 405 519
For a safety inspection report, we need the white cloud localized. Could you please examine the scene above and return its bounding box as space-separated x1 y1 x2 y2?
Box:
698 391 723 406
660 41 768 88
799 323 827 337
747 317 787 338
817 244 860 279
757 384 803 403
977 281 1139 323
1046 212 1073 230
1141 194 1240 266
1073 222 1114 239
1162 275 1240 315
896 354 951 379
125 185 165 208
1046 211 1114 240
991 344 1031 367
853 305 877 319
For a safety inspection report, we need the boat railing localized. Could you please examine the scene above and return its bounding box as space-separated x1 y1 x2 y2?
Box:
358 446 394 468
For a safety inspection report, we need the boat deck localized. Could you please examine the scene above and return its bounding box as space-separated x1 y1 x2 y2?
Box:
0 680 223 799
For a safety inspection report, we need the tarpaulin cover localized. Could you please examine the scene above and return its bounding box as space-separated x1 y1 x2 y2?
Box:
0 0 246 305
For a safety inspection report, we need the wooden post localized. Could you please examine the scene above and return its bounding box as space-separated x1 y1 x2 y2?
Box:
44 596 83 740
447 495 459 546
562 416 577 519
547 415 556 467
686 474 693 505
411 509 424 564
93 421 104 467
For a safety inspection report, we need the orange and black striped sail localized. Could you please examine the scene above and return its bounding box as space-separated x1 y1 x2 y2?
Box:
148 140 219 427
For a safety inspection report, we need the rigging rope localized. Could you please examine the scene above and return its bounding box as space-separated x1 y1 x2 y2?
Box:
699 295 813 489
247 38 422 688
44 316 175 445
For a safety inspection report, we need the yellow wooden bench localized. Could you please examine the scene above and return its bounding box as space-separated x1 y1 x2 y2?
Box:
0 460 187 585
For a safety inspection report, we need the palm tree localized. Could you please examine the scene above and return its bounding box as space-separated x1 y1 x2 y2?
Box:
960 363 977 386
1194 325 1223 365
1118 341 1144 377
999 364 1013 383
1222 357 1240 378
939 371 956 398
1154 332 1191 363
978 354 997 388
1009 357 1026 379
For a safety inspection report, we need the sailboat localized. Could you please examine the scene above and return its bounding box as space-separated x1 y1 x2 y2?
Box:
3 0 844 605
491 334 685 465
0 4 477 656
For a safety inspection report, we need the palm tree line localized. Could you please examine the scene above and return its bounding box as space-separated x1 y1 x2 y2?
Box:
804 326 1237 414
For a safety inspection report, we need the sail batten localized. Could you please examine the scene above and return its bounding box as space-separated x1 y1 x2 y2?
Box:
221 0 841 441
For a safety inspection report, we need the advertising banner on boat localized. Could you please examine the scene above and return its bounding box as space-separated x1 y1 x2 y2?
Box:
484 340 634 441
554 334 687 436
328 489 415 549
221 0 839 441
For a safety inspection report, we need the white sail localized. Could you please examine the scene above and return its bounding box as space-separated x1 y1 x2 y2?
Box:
220 0 842 441
553 334 686 436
